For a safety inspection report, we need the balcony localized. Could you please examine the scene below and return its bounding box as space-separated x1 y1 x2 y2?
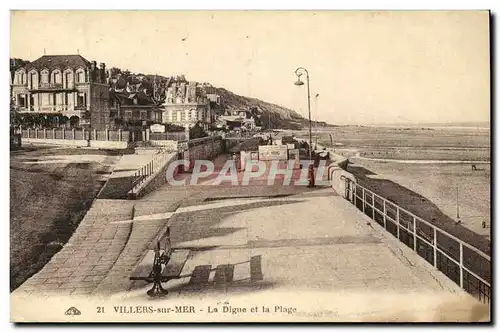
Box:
39 82 63 89
17 105 89 116
32 105 69 113
30 82 73 91
74 105 89 111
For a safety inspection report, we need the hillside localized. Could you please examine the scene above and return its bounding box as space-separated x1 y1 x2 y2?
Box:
214 87 331 130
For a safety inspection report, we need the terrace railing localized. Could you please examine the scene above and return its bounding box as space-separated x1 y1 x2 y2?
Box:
341 177 491 304
131 149 173 190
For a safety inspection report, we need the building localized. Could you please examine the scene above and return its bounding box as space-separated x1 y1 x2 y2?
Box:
216 109 257 130
162 81 213 130
109 86 163 129
10 54 110 129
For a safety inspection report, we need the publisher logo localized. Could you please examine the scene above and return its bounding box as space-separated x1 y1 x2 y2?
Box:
65 307 81 316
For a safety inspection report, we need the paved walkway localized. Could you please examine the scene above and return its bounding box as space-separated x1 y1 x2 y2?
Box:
14 199 135 296
11 158 488 322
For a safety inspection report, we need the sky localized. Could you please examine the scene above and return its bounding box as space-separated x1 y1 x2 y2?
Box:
10 10 490 125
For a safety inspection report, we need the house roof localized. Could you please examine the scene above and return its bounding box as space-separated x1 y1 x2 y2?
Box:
24 55 91 71
110 89 155 106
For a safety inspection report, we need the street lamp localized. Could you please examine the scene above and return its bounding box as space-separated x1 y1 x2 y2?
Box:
294 67 312 160
314 93 319 149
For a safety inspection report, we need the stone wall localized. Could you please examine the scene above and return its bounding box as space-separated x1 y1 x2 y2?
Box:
184 136 224 169
89 140 130 149
149 140 179 150
22 138 89 147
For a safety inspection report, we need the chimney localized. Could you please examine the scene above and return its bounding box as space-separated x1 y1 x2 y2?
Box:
99 63 106 83
90 61 97 83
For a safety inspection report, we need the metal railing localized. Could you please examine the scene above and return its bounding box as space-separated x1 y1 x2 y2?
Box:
341 178 491 304
131 149 173 191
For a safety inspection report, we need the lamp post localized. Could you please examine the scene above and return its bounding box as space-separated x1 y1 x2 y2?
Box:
294 67 312 160
314 93 319 149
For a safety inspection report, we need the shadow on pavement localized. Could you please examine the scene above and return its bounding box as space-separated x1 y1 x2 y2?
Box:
130 255 271 296
167 199 306 246
97 176 136 199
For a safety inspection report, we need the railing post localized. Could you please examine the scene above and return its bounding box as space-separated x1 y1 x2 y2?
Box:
118 129 122 141
27 128 30 138
383 199 387 229
72 128 76 140
459 243 464 289
62 128 65 140
93 129 97 141
353 184 356 205
105 128 109 141
372 192 375 219
362 187 365 213
413 216 417 251
35 128 38 139
52 128 56 139
43 128 47 139
433 227 438 268
82 128 86 141
396 206 400 240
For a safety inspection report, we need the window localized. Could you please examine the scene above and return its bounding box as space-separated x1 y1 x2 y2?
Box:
125 111 132 120
76 70 85 83
53 71 62 84
180 110 186 121
77 93 86 106
17 94 26 107
16 72 25 85
171 111 177 121
65 72 73 87
140 111 148 120
29 72 37 88
41 70 49 83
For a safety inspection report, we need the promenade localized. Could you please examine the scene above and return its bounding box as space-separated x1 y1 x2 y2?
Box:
11 158 487 321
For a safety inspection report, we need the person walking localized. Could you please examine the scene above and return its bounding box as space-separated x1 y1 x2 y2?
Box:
308 164 315 188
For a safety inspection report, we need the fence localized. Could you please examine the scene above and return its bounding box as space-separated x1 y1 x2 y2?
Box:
341 178 491 304
20 129 131 142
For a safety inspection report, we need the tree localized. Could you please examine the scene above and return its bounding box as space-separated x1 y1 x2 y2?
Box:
109 67 122 77
189 122 208 139
165 123 185 132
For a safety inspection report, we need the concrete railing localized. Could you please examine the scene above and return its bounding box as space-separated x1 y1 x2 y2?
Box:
127 150 178 199
341 179 491 304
